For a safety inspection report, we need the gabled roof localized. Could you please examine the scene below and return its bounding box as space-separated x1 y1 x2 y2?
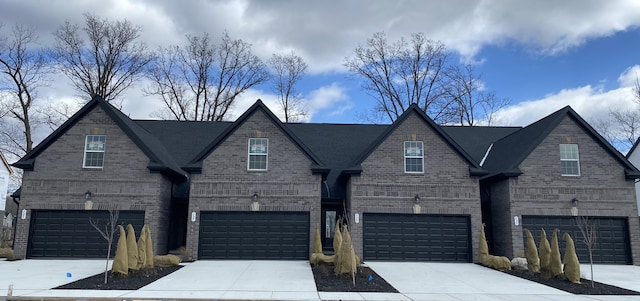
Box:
13 96 188 181
627 137 640 159
441 126 521 164
0 151 12 174
482 106 640 180
184 99 328 174
343 103 487 177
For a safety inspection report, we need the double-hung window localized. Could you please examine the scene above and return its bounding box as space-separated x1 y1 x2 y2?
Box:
404 141 424 173
248 138 268 170
559 144 580 176
84 135 106 168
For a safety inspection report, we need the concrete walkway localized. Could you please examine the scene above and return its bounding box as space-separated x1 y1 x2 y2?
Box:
1 259 640 300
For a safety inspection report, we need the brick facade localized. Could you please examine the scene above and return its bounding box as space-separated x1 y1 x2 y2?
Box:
186 110 322 260
490 116 640 262
348 113 481 261
13 106 172 259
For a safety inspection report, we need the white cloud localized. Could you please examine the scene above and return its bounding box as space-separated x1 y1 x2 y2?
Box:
492 66 640 127
2 1 639 72
306 83 352 118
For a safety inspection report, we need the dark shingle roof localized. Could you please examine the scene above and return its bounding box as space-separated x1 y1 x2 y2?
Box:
13 96 188 180
287 123 388 198
481 106 640 179
441 126 521 164
135 120 232 166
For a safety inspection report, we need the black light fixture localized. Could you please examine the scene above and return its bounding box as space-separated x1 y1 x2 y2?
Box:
253 192 259 202
84 190 92 200
414 194 420 204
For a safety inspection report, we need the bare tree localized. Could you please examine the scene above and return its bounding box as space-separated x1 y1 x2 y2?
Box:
575 215 598 288
146 32 270 121
90 209 120 284
344 32 450 123
268 52 308 122
51 13 152 106
442 64 510 125
0 23 50 158
594 76 640 153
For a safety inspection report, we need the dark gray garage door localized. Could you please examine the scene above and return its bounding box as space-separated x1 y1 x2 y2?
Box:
522 216 631 264
363 213 471 262
199 211 309 259
28 210 144 258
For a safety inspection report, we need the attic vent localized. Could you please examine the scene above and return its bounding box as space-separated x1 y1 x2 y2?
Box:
479 143 493 167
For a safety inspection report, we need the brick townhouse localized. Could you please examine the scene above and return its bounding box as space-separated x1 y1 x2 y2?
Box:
10 96 640 264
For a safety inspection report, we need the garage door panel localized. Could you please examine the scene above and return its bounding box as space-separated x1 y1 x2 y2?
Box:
522 216 630 264
28 210 144 258
199 211 309 260
363 213 471 262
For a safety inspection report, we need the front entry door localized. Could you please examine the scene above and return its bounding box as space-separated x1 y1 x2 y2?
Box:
321 200 344 253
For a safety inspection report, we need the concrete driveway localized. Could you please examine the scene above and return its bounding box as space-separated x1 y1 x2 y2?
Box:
2 258 640 300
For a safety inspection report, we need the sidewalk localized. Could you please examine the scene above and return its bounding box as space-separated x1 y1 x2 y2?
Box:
2 259 640 301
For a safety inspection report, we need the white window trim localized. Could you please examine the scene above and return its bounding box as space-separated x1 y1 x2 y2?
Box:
247 138 268 171
404 141 424 174
560 144 580 177
83 135 106 169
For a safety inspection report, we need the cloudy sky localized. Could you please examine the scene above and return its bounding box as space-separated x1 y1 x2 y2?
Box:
2 1 640 136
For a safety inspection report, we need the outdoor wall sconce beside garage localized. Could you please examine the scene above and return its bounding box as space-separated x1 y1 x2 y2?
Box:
413 194 421 214
251 192 260 211
571 198 579 216
84 190 93 210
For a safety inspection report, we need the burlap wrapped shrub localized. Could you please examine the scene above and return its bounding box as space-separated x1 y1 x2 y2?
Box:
136 225 147 269
333 221 342 273
335 225 357 276
549 228 563 277
478 223 511 271
144 225 154 268
312 225 323 255
538 228 551 274
524 229 540 273
126 224 139 272
112 225 128 276
563 232 581 284
154 254 181 267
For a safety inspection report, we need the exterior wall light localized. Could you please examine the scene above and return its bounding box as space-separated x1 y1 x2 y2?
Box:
571 198 579 216
84 190 93 210
414 195 420 204
413 194 421 214
251 192 260 211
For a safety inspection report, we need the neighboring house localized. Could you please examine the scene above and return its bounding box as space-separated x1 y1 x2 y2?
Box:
10 96 640 265
626 139 640 216
0 151 13 217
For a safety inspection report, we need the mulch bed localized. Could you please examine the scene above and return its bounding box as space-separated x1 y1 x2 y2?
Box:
310 263 398 293
503 268 640 295
55 266 183 290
